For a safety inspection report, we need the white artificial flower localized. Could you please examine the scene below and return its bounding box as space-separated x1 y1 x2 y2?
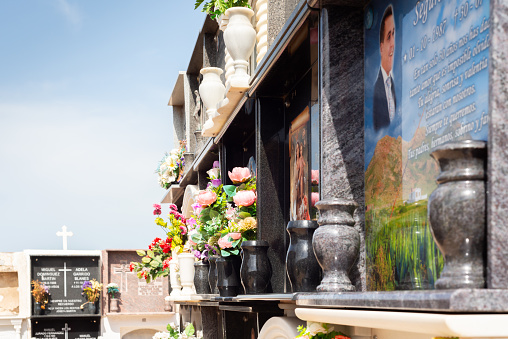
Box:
196 330 203 339
152 332 170 339
169 323 178 330
307 322 332 336
206 167 220 179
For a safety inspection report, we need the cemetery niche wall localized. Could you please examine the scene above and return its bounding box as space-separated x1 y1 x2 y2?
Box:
31 255 101 339
364 0 490 291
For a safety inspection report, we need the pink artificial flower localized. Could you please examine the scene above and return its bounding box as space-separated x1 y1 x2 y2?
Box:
179 225 188 235
311 192 320 207
186 217 197 231
168 203 178 211
233 190 256 207
228 167 251 184
153 204 162 215
229 232 242 240
225 207 236 220
218 236 233 249
195 190 217 207
311 170 319 185
335 336 350 339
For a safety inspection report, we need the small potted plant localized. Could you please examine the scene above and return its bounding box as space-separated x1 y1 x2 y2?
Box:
31 280 50 315
156 141 187 189
106 283 120 312
80 279 102 314
152 322 203 339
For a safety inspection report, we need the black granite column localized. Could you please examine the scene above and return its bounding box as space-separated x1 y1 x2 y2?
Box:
320 6 365 290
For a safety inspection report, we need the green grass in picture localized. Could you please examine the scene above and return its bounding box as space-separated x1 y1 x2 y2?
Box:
366 201 444 291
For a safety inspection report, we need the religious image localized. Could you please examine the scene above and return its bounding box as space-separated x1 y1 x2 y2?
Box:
364 0 490 291
289 107 310 221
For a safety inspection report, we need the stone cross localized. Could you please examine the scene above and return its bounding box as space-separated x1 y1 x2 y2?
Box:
113 264 134 293
56 225 73 250
62 323 71 339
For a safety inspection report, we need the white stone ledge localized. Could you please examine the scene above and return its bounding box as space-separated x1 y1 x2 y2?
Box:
295 308 508 337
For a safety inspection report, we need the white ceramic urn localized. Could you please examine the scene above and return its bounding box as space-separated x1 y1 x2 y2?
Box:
178 253 196 296
199 67 226 131
169 249 182 297
223 7 256 87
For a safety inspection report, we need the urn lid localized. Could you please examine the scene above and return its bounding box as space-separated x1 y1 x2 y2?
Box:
286 220 319 229
241 240 269 247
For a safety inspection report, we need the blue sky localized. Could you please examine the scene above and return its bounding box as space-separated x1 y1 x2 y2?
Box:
0 1 206 252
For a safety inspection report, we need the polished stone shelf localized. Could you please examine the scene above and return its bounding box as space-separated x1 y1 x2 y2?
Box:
295 289 508 313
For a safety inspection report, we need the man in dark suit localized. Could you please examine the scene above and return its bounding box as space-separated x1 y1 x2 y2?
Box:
373 5 396 131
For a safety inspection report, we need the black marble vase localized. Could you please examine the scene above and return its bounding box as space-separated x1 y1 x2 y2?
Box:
194 261 211 294
286 220 321 292
216 255 243 297
240 240 271 294
313 199 359 292
208 255 219 294
428 140 487 289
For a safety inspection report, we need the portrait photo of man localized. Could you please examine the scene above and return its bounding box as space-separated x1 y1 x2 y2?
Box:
373 5 396 131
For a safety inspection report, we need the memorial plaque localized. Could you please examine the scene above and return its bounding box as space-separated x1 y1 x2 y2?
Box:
32 317 100 339
364 0 490 291
102 250 169 313
31 256 100 316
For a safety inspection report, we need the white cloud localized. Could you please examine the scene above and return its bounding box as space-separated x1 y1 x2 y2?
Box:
54 0 82 26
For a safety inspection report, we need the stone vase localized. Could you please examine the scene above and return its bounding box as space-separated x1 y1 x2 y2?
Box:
110 298 119 312
208 255 219 294
313 199 359 292
428 139 487 289
240 240 271 294
169 250 182 297
178 253 196 295
223 7 256 87
199 67 226 131
286 220 321 292
216 255 243 297
194 261 211 295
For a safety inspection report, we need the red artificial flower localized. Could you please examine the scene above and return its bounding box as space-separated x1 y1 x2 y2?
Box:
335 336 350 339
153 204 162 215
160 239 171 253
162 258 171 269
129 262 135 272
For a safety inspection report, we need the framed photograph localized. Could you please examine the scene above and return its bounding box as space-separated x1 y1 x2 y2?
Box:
289 106 310 221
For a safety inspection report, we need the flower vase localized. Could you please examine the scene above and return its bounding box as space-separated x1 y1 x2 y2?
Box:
34 302 44 315
313 199 359 292
110 298 119 312
194 261 211 295
82 302 97 314
286 220 321 292
223 7 256 88
178 253 196 296
169 250 182 297
428 140 487 289
240 240 271 294
208 255 219 294
216 255 243 297
199 67 226 131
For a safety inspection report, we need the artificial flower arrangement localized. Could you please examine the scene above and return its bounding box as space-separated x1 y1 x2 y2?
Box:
153 322 203 339
106 283 119 299
194 0 250 19
189 163 257 259
311 169 320 220
295 322 350 339
80 279 102 308
130 203 194 283
157 140 187 189
31 280 50 309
